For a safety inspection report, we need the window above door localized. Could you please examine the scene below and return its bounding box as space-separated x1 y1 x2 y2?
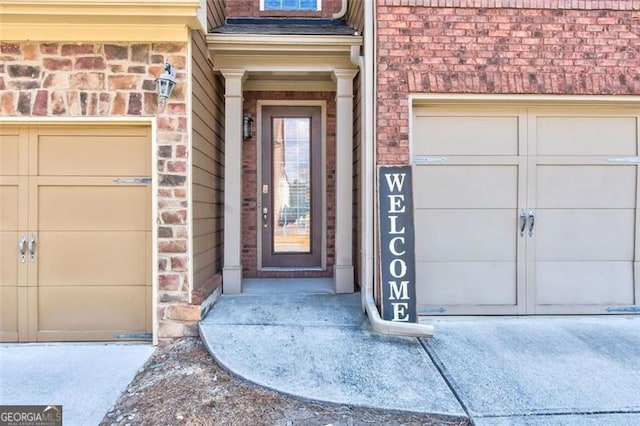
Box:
261 0 321 11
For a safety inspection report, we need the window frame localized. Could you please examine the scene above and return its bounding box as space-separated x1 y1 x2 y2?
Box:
259 0 322 12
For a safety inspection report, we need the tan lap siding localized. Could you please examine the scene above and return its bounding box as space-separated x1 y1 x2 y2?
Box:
207 0 226 30
189 30 225 306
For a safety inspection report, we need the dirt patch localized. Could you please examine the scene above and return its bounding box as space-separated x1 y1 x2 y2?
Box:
100 338 469 426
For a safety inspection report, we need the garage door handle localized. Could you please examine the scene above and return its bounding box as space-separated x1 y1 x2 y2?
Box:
28 234 36 262
519 210 527 237
18 234 26 263
528 210 535 237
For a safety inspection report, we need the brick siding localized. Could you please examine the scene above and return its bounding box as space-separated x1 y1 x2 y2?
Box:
0 42 192 342
378 0 640 9
241 92 336 278
376 4 640 164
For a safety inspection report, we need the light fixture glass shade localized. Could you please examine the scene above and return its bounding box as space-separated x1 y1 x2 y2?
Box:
156 63 176 102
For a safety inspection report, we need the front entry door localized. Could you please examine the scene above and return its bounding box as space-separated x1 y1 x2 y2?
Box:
261 106 322 268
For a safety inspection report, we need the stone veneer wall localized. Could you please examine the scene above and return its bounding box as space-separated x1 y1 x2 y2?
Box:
376 1 640 164
0 41 192 343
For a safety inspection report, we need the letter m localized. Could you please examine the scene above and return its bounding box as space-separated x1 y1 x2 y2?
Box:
384 173 406 192
388 280 409 300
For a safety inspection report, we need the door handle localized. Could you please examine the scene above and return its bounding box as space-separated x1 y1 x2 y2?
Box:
263 207 268 228
18 234 26 263
519 210 527 237
528 210 535 237
28 234 36 262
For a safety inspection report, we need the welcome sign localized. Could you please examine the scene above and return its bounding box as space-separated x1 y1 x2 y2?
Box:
378 166 417 322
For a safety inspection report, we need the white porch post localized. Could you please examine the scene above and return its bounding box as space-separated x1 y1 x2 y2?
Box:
333 69 358 293
221 69 246 294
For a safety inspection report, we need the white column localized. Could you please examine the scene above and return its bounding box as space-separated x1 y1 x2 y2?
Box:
333 69 358 293
221 69 245 294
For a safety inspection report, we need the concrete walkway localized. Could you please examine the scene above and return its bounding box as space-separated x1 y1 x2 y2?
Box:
200 292 640 425
0 343 154 426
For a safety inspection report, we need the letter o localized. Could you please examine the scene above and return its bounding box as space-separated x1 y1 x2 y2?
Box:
389 259 407 278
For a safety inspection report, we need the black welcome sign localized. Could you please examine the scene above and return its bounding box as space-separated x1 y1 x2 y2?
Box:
378 166 417 322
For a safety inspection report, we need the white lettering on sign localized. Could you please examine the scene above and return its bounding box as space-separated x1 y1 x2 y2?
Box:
385 173 406 192
389 237 406 256
389 258 407 279
388 215 405 234
388 280 410 300
392 302 410 321
387 194 405 213
379 166 416 322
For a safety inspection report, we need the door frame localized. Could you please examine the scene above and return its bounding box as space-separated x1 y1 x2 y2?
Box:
256 100 327 271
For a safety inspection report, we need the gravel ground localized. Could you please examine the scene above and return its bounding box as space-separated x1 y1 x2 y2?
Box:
100 337 469 426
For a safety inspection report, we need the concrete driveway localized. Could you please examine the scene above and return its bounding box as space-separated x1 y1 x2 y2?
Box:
423 316 640 425
0 342 154 426
201 292 640 425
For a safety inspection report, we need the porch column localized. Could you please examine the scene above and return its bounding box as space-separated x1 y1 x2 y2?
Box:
221 69 246 294
333 69 358 293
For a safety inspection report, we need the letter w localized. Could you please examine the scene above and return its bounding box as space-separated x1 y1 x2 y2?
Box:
385 173 406 192
388 280 409 300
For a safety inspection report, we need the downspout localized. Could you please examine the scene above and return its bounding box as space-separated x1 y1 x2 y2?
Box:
357 0 434 337
332 0 347 20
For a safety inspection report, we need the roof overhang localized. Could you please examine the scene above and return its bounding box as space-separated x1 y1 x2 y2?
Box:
207 33 362 90
0 0 206 41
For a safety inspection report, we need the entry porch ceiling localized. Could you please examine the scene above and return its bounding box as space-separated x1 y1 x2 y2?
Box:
207 33 362 91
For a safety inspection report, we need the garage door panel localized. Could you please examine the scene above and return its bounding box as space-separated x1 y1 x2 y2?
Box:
536 261 634 306
38 231 148 287
38 286 147 332
414 166 518 209
414 116 519 156
0 184 19 230
537 165 636 208
414 106 638 316
415 209 516 261
536 209 635 261
1 132 20 176
37 132 149 176
1 231 20 285
536 116 637 156
416 261 517 306
37 185 150 230
1 125 152 342
0 287 19 340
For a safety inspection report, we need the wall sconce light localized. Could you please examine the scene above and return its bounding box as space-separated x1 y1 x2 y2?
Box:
156 63 176 105
243 112 253 139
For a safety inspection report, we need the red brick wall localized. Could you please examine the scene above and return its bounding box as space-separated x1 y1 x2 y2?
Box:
0 41 192 342
242 92 336 278
376 3 640 164
226 0 344 18
378 0 640 8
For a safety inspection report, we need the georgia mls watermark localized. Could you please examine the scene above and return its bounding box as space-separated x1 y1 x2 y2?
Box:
0 405 62 426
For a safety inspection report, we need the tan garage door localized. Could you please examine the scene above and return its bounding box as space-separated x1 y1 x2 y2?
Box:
413 106 639 315
0 125 151 341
